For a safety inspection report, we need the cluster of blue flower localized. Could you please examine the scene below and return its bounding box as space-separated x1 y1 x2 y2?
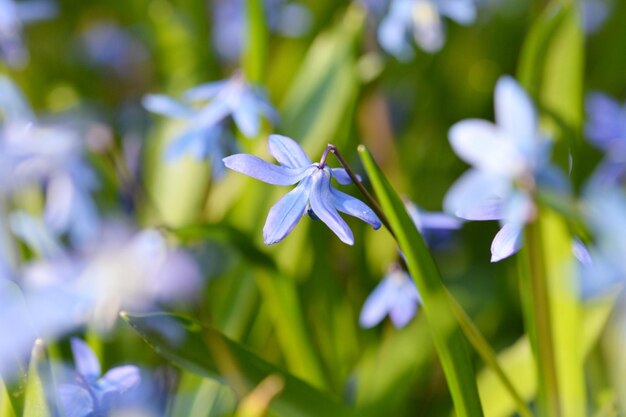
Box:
0 0 623 415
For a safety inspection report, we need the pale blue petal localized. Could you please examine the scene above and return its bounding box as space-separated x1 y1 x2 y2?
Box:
57 384 94 417
359 278 395 328
444 170 508 220
223 154 311 185
194 100 230 130
490 223 523 262
309 170 354 245
164 130 204 162
585 92 626 151
232 93 260 138
438 0 476 25
494 76 538 155
389 293 418 328
70 338 101 381
501 190 533 230
268 134 311 169
330 188 381 229
263 176 311 244
142 94 192 118
331 168 361 185
97 365 141 394
378 14 413 61
412 2 445 53
183 80 227 101
416 211 463 231
449 119 523 176
43 173 74 233
0 75 35 122
573 239 592 266
15 1 57 22
9 211 62 259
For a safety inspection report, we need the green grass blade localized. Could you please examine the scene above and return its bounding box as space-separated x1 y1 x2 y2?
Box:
170 224 326 388
243 0 268 83
358 145 484 417
121 312 349 417
0 378 15 417
22 340 51 417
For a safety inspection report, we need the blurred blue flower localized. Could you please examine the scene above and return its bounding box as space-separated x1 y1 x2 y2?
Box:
405 199 462 248
0 0 56 67
579 186 626 297
223 134 381 245
360 265 421 328
444 76 567 262
0 77 100 245
0 278 90 379
212 0 312 63
22 222 203 332
143 72 275 176
80 22 149 76
378 0 476 60
582 0 610 34
58 338 141 417
585 92 626 185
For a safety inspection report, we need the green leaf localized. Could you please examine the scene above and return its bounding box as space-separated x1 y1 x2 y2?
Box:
122 312 351 417
477 295 614 417
518 2 584 175
22 340 51 417
358 146 484 417
243 0 268 83
170 223 326 388
0 378 16 417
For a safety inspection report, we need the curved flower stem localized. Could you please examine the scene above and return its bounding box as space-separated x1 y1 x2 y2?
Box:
325 144 395 239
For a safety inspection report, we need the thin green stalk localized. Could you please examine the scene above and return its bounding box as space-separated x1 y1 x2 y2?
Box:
520 221 560 417
243 0 268 83
447 292 533 417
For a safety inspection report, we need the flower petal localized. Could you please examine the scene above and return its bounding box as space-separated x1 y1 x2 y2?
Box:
444 169 508 220
164 130 203 162
438 0 476 25
70 338 101 381
183 80 227 101
268 134 311 169
330 168 361 185
96 365 141 395
263 176 311 244
585 92 626 151
309 170 354 245
412 1 445 52
449 119 524 176
359 278 395 328
232 92 260 138
330 187 381 229
223 154 311 185
142 94 192 118
494 76 538 155
389 292 418 328
57 384 94 417
378 11 413 61
490 223 523 262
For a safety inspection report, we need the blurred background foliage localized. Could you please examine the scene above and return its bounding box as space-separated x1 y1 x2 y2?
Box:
3 0 626 416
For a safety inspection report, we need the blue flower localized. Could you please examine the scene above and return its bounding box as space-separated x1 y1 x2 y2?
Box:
223 134 381 245
0 76 100 245
359 266 421 328
405 199 462 248
58 338 141 417
444 76 567 262
584 92 626 185
378 0 476 60
0 0 57 67
212 0 311 63
579 186 626 297
143 72 276 175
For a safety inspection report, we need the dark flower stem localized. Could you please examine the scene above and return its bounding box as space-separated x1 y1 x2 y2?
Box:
325 144 395 238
